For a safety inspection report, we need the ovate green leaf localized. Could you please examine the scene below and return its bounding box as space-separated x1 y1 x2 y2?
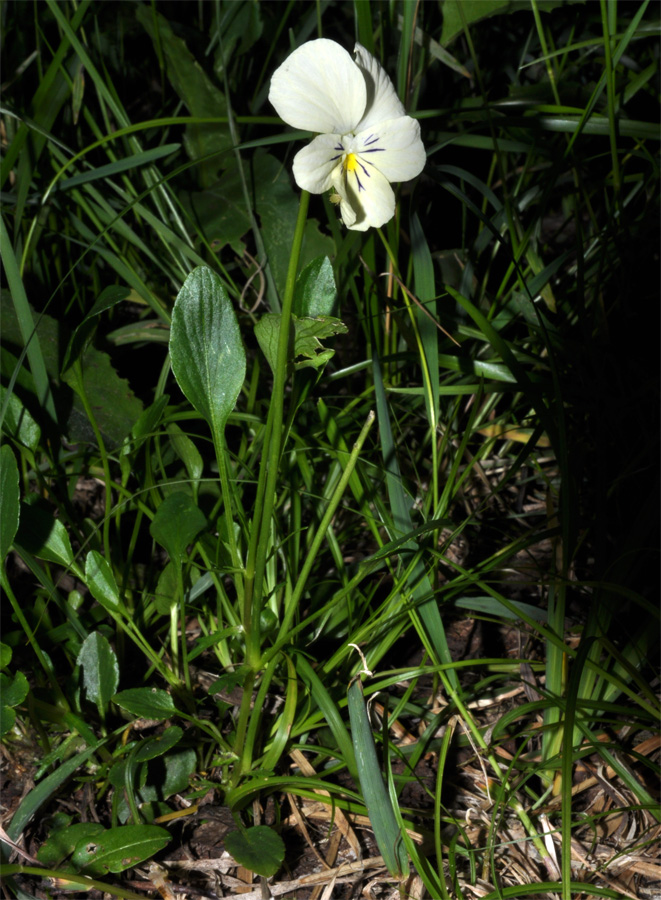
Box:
0 386 41 453
72 824 170 875
85 550 122 612
225 826 285 877
169 267 246 438
1 670 29 708
293 256 337 318
132 726 183 762
37 822 105 868
15 500 74 567
77 632 119 714
150 492 207 564
113 688 176 720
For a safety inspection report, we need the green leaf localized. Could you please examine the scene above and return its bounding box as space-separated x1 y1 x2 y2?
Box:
224 826 285 877
154 559 178 614
77 632 119 715
348 679 408 876
15 500 74 567
181 162 251 255
113 688 177 720
169 266 246 438
453 595 548 622
150 492 207 564
213 0 263 68
0 444 20 563
0 221 58 425
0 642 11 669
59 146 180 191
71 824 170 875
440 0 568 46
132 726 183 762
37 822 105 868
252 150 335 299
291 316 348 371
85 550 122 613
136 5 231 186
0 670 29 708
7 741 104 842
293 256 337 318
1 291 144 449
0 385 41 452
135 748 196 803
255 313 348 375
61 285 131 376
166 422 203 489
0 706 16 737
0 670 29 735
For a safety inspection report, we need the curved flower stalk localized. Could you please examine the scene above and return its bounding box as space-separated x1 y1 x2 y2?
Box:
269 39 425 231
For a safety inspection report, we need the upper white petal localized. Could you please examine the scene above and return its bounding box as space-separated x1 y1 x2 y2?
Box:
353 43 406 133
355 116 426 183
292 134 342 193
269 39 367 134
332 159 396 231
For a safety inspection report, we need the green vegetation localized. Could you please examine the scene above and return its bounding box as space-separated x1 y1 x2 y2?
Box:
1 1 658 897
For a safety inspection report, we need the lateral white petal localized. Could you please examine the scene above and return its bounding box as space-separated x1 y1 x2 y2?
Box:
332 162 395 231
353 43 406 133
292 134 342 193
269 39 367 134
356 116 425 183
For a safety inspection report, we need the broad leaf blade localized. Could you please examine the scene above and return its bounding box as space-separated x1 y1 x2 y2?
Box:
77 632 119 715
15 501 74 567
169 267 246 439
72 824 170 875
85 550 122 613
149 492 207 564
113 688 176 720
293 256 337 317
224 826 285 877
0 386 41 453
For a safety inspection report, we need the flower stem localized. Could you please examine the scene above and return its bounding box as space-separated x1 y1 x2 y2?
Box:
243 190 310 668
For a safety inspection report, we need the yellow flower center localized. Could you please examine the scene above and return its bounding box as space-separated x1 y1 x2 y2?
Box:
344 153 359 173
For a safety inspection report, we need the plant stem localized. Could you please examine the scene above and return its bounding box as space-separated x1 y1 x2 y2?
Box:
243 190 309 668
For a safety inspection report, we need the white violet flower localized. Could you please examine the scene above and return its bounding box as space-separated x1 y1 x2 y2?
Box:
269 38 426 231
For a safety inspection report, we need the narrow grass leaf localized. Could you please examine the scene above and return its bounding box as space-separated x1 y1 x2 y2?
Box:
0 445 20 565
348 679 408 877
59 144 180 191
7 741 104 841
372 346 458 683
0 219 57 424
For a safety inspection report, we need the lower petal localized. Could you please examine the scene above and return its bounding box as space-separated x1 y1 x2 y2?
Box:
333 162 395 231
292 134 342 194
